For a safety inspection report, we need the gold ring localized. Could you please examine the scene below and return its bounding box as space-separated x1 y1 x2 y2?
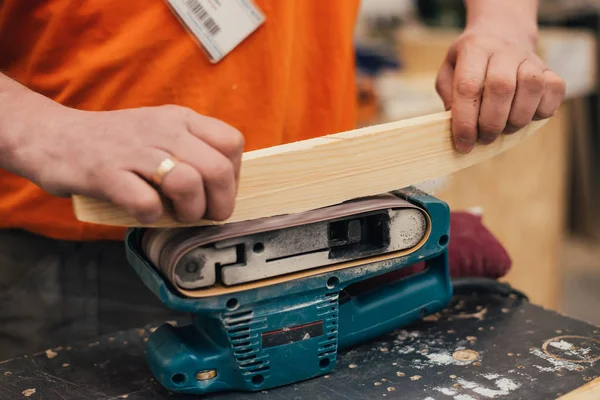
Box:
151 156 178 185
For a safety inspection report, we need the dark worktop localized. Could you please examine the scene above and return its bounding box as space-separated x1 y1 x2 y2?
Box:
1 292 598 400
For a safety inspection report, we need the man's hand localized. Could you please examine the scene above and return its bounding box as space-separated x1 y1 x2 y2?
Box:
435 0 566 153
0 78 244 225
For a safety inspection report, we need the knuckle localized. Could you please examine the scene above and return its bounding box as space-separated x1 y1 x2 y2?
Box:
486 77 516 99
535 108 554 120
456 78 483 99
164 169 203 199
458 32 479 48
130 192 162 215
479 121 505 136
209 203 234 221
206 159 235 186
215 124 246 157
455 120 478 138
548 74 567 96
519 71 545 95
506 118 527 132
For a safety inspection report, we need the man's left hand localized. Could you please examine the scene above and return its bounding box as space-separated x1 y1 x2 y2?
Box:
435 25 566 153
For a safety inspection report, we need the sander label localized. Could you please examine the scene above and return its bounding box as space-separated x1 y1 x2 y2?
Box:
261 321 324 349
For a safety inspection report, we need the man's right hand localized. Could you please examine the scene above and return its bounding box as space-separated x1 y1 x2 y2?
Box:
5 96 244 225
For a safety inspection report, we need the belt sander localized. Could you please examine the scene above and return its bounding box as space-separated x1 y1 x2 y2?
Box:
125 186 453 395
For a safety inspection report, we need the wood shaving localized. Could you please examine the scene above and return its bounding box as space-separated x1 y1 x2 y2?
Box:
45 349 57 359
410 375 422 381
22 389 36 397
396 372 405 377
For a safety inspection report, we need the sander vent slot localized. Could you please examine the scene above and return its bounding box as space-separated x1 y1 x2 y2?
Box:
225 311 271 381
317 291 340 360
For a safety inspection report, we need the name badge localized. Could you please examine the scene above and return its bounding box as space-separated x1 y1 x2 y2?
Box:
167 0 266 63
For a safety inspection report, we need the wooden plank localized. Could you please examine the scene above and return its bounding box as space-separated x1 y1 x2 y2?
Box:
558 377 600 400
71 111 548 228
435 104 569 310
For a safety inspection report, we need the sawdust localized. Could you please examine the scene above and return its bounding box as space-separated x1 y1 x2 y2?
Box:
466 336 477 341
423 313 441 322
387 387 396 392
62 363 69 368
410 375 422 381
348 363 358 369
374 382 382 386
22 389 35 397
396 372 405 377
450 307 488 321
45 349 57 359
452 350 479 362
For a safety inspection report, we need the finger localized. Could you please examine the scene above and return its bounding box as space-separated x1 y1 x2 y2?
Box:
162 135 237 221
160 162 208 223
451 45 490 153
435 59 455 110
505 59 545 133
534 69 566 120
477 52 519 143
124 148 207 223
98 171 164 224
185 112 245 182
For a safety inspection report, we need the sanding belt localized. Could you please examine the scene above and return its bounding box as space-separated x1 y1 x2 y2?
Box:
141 193 510 294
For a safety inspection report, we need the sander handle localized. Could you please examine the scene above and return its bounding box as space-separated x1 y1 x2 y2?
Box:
337 251 451 350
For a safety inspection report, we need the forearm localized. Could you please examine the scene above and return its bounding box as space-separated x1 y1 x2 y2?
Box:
0 73 59 181
463 0 539 45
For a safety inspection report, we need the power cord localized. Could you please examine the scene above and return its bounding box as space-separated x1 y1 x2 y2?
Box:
451 277 529 301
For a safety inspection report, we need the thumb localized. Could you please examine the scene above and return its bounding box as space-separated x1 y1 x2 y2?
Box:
435 59 454 111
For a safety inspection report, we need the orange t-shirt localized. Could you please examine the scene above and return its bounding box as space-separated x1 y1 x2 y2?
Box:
0 1 359 241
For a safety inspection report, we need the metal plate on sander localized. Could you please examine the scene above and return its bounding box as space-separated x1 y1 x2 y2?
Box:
141 193 429 291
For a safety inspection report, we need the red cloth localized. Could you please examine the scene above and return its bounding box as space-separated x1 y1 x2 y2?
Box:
346 211 511 293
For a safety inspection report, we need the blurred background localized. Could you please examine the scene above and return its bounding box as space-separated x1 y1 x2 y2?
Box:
352 0 600 324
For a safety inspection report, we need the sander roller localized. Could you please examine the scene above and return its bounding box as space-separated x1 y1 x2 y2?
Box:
125 186 453 395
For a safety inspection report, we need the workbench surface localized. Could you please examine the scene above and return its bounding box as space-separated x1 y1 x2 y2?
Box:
1 292 598 400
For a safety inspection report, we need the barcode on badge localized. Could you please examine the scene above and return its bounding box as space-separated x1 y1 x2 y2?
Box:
185 0 221 35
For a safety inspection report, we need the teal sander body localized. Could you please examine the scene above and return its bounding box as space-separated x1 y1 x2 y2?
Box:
124 186 453 395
